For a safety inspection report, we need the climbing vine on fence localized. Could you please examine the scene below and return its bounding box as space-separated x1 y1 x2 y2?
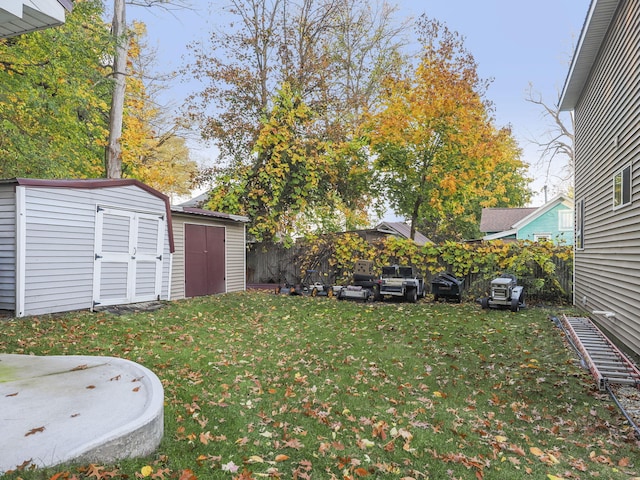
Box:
296 234 573 303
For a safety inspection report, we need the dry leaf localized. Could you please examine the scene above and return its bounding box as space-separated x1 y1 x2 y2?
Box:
25 426 45 436
530 447 544 457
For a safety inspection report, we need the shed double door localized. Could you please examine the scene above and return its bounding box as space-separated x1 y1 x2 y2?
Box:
93 206 165 307
184 224 225 297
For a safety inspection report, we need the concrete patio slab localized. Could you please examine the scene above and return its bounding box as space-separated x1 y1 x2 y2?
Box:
0 354 164 473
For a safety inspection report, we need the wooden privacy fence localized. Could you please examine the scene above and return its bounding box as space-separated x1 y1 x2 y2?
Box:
246 238 574 304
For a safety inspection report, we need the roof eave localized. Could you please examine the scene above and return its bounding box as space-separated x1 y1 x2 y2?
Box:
559 0 620 111
171 206 249 223
483 230 517 241
512 195 573 229
0 0 71 38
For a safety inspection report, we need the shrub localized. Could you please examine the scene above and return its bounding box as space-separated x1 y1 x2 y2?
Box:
296 235 573 303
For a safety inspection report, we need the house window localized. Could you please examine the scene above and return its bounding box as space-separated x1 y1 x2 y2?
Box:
534 234 552 242
558 210 573 231
576 198 584 250
613 165 631 208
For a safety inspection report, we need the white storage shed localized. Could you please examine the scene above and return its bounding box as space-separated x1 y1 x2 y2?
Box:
0 178 174 317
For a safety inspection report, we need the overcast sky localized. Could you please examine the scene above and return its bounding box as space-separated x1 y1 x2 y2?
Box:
130 0 591 208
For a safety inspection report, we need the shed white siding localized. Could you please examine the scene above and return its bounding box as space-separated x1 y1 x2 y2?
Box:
0 185 16 310
566 0 640 356
171 212 246 300
4 180 173 317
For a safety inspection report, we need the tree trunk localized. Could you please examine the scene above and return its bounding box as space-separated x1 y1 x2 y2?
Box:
410 198 421 241
106 0 128 179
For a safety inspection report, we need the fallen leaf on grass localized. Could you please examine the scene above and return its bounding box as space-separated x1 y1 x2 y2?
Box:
354 467 369 476
530 447 560 465
178 469 197 480
49 473 69 480
284 438 304 449
274 454 289 462
618 457 631 467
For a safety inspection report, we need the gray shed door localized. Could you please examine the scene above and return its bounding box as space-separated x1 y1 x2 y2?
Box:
92 206 165 307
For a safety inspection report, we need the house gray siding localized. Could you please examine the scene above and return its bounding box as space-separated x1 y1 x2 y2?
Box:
0 184 16 310
171 213 246 300
573 0 640 356
18 184 171 316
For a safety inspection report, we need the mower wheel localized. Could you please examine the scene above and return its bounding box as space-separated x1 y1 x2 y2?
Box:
406 288 418 303
510 297 520 312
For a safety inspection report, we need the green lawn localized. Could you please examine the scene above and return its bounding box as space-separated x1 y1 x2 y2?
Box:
1 291 638 479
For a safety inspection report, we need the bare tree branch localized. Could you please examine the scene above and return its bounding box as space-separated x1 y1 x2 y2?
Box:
525 83 575 197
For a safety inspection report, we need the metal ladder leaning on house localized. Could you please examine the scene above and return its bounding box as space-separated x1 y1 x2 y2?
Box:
561 315 640 390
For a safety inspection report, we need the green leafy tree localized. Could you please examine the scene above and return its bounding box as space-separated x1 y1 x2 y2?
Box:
368 16 530 242
0 0 112 178
0 3 197 196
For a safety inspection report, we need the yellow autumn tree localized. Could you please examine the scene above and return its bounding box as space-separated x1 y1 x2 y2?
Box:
120 22 198 197
368 16 530 242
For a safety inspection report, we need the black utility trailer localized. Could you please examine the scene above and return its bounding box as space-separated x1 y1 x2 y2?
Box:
431 272 464 303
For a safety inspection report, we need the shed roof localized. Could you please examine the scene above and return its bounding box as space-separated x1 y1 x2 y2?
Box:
479 207 537 234
1 178 175 252
559 0 620 111
171 206 249 223
376 221 431 245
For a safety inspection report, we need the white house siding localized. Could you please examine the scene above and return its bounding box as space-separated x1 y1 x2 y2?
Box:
572 0 640 356
18 184 171 316
0 185 16 310
170 212 246 300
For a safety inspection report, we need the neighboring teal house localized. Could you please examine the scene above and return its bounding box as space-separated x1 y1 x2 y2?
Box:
479 195 574 245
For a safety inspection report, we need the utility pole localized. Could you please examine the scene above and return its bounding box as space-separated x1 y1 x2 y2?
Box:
106 0 128 178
